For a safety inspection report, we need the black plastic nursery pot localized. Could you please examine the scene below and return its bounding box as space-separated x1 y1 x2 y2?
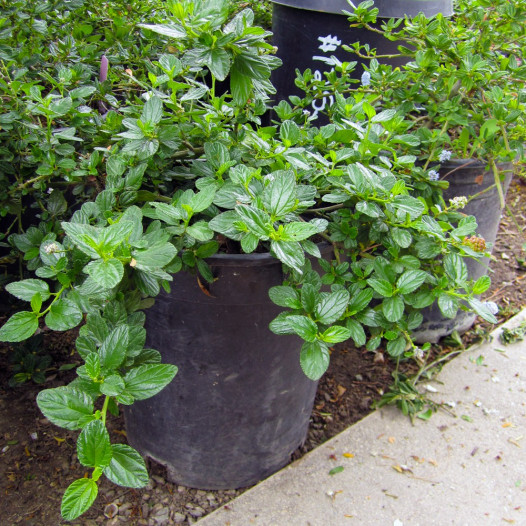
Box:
412 159 514 343
270 0 453 120
125 249 330 489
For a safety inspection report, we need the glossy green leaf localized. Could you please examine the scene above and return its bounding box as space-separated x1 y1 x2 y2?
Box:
366 278 393 297
61 222 101 258
99 325 129 371
61 478 98 521
84 258 124 289
268 286 301 309
235 205 270 237
103 444 149 488
315 290 350 325
345 318 366 347
100 374 125 397
320 325 351 343
444 253 468 284
300 340 330 381
133 243 177 269
37 386 94 430
141 96 162 125
45 299 83 331
468 298 498 324
396 270 428 295
382 295 405 322
77 419 112 468
473 275 491 295
271 240 305 273
438 294 459 318
123 364 178 400
187 221 214 242
266 170 296 217
0 311 39 342
387 336 407 357
280 222 318 242
280 120 301 145
6 279 50 302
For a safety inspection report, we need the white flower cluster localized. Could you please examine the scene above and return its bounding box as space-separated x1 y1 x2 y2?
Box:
449 196 468 209
361 71 371 86
44 242 60 254
428 170 440 181
438 150 452 163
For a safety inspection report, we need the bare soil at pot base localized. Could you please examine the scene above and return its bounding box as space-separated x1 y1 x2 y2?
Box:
0 177 524 526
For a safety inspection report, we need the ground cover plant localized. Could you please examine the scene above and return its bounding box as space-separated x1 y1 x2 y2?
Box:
0 0 516 520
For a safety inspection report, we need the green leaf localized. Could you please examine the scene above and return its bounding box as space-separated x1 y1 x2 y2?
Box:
391 228 412 248
366 278 393 297
77 419 112 468
320 325 351 343
187 221 214 242
85 353 101 379
268 312 297 335
473 275 491 295
300 340 330 380
280 120 301 146
345 319 366 347
240 233 259 253
191 186 216 213
280 222 318 242
100 326 129 371
103 444 149 488
382 296 404 322
468 298 498 324
100 221 134 253
45 299 83 331
6 279 50 302
270 240 305 273
371 109 396 122
396 270 428 295
347 288 373 314
141 96 163 125
36 386 94 430
61 478 98 521
285 315 318 342
133 243 177 269
235 205 271 237
444 253 468 284
61 222 101 258
386 335 406 357
315 290 350 325
124 364 178 400
100 374 125 397
230 64 251 105
138 23 185 39
207 47 231 81
0 311 39 342
438 294 459 318
356 201 382 218
300 283 319 313
268 286 301 309
266 170 296 217
393 196 425 220
209 211 245 241
328 466 344 475
84 258 124 289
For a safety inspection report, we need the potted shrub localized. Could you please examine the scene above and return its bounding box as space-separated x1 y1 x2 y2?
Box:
0 0 501 520
291 0 526 340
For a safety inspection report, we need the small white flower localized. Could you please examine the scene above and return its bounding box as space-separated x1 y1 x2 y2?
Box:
414 347 424 360
449 196 468 209
428 170 440 181
44 242 60 254
361 71 371 86
303 109 311 116
484 301 499 315
438 150 452 163
47 188 53 194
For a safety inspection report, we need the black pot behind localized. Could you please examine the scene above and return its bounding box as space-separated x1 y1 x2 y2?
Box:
125 251 324 489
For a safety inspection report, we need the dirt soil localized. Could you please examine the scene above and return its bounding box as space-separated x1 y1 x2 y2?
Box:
1 178 525 526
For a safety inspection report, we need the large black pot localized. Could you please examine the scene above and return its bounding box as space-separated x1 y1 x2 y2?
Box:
125 250 325 489
270 0 453 120
412 159 514 343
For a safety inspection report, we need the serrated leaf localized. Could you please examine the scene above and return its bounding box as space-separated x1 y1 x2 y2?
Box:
346 318 366 347
347 288 373 314
473 275 491 295
382 296 404 322
300 340 330 380
6 279 50 302
387 336 407 357
438 294 459 318
141 96 163 125
366 278 394 297
100 325 129 370
444 253 468 284
266 170 296 217
315 290 350 324
100 374 125 397
396 270 428 295
235 205 271 237
103 444 149 488
45 299 83 331
36 386 94 430
61 222 101 258
320 325 351 343
84 258 124 289
77 419 112 468
133 243 177 269
271 240 305 273
187 221 214 242
286 315 318 342
268 312 297 335
280 222 318 242
268 286 301 309
123 364 177 400
61 478 98 521
0 311 39 342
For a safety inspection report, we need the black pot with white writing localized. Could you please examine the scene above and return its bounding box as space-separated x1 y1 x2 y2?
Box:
412 159 514 343
270 0 452 122
125 247 331 489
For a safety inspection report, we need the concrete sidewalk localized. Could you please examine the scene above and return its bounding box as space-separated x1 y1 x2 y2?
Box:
197 310 526 526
